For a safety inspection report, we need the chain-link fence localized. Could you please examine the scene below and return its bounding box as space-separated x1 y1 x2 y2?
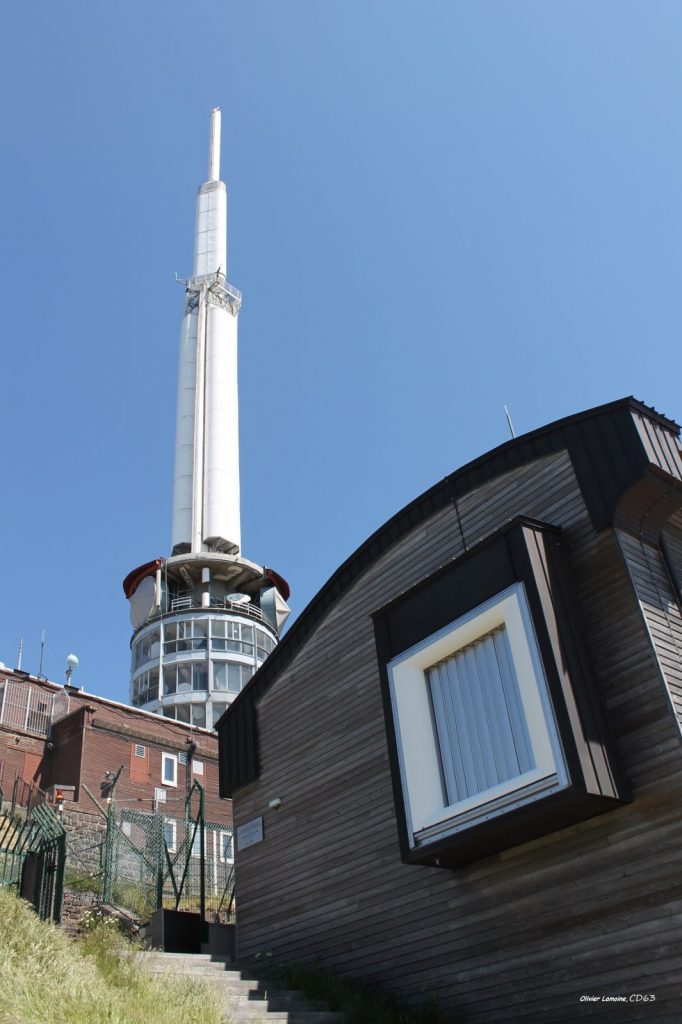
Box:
102 781 235 925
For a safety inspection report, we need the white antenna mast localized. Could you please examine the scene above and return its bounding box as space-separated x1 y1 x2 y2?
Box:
208 107 221 181
504 404 516 439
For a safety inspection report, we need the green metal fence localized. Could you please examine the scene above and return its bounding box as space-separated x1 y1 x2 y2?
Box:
0 772 66 923
102 781 235 927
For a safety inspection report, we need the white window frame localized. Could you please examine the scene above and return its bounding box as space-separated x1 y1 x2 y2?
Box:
164 818 177 853
161 752 178 788
388 583 568 849
191 824 203 858
192 759 204 776
219 829 234 863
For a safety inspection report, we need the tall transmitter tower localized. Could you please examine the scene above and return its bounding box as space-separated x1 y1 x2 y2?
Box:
123 109 290 730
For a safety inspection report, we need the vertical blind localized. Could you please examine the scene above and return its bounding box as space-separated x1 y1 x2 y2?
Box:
427 625 534 806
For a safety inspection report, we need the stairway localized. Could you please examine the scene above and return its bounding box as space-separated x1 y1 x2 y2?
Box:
137 951 347 1023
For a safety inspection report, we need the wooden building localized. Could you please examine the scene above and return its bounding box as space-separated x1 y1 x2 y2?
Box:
218 398 682 1022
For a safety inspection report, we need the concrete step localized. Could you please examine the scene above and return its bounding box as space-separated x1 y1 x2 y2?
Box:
225 1016 345 1024
135 952 347 1023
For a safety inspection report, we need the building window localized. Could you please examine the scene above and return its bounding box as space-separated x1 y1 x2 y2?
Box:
388 584 567 849
163 662 207 696
191 826 202 858
211 619 255 656
255 627 275 663
164 819 177 853
374 519 629 867
132 668 160 707
213 661 253 693
192 759 204 776
162 703 206 728
161 753 178 787
212 702 228 728
164 619 208 655
132 629 161 671
192 665 208 692
219 830 234 863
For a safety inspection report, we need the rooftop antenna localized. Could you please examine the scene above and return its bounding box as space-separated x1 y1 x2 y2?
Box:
38 631 46 678
65 652 79 687
504 404 517 439
16 637 23 671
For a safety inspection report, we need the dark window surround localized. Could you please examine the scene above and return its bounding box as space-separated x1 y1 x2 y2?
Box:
372 517 630 869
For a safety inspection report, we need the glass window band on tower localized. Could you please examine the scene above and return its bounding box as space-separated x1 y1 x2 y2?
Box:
129 611 278 727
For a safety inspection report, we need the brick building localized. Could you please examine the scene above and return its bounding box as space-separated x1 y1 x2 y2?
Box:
0 666 227 829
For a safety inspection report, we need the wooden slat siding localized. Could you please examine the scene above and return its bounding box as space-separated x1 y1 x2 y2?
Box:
221 402 682 798
232 448 682 1020
661 526 682 605
633 410 682 480
616 529 682 729
241 797 682 939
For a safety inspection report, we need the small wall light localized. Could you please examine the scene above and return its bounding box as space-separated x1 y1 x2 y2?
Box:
268 797 282 810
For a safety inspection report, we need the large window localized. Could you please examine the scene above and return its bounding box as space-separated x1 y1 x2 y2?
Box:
164 620 208 654
256 628 275 662
132 668 160 707
389 585 566 847
212 702 228 728
163 662 207 695
133 629 161 670
375 519 630 869
162 703 206 728
211 619 254 656
213 661 253 693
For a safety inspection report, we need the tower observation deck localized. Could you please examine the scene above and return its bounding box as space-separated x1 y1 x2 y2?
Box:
123 110 290 730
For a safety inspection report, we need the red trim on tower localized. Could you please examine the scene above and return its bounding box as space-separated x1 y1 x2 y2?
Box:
122 559 163 599
264 568 291 602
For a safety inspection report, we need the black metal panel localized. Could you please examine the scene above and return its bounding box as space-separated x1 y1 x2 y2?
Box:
150 908 201 953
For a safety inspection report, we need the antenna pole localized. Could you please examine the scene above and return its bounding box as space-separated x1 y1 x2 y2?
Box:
504 405 516 439
16 637 23 671
208 107 221 181
39 631 46 677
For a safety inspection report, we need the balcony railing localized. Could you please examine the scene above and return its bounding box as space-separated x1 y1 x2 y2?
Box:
0 680 52 738
169 596 266 623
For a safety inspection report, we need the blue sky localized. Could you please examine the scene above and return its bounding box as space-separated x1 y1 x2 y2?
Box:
1 2 681 700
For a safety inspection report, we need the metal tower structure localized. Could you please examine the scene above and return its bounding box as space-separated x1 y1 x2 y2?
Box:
123 109 290 731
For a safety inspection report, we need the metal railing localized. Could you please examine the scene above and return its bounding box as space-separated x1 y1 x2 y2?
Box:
0 679 52 738
168 595 266 622
0 767 66 923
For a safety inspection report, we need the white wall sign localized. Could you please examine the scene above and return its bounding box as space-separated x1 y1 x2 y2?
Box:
237 816 264 851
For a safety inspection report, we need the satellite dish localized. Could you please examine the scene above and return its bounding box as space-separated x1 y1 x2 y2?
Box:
226 592 251 605
129 576 157 628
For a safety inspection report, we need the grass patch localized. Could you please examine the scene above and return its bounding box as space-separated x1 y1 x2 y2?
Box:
0 888 224 1024
281 963 455 1024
